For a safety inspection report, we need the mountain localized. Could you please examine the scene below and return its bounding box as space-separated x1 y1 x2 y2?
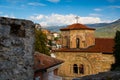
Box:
86 23 109 28
46 19 120 38
95 19 120 38
46 25 66 32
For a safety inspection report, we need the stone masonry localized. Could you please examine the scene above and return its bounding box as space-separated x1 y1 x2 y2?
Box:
0 17 35 80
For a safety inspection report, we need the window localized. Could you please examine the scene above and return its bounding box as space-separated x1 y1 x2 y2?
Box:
10 24 25 37
79 64 84 74
73 64 84 74
65 36 68 48
73 64 78 74
76 38 80 48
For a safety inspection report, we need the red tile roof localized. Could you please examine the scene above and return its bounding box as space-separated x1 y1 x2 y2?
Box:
60 23 95 31
54 38 114 53
34 52 64 72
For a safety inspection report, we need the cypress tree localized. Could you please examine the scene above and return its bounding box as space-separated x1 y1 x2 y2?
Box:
111 30 120 70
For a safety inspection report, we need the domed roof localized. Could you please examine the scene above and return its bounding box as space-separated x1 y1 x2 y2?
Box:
60 23 95 31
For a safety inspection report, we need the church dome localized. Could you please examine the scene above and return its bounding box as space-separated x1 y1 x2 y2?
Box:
60 23 95 31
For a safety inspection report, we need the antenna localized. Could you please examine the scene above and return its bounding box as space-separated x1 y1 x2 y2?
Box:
75 16 79 23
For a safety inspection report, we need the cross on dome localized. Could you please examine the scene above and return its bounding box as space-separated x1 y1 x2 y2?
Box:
75 16 79 23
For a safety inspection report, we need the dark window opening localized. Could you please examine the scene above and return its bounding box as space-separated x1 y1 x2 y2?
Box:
65 36 68 48
76 38 80 48
10 24 25 37
73 64 78 74
79 64 84 74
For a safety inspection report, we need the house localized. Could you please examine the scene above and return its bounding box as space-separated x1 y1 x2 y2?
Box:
34 52 64 80
52 23 115 80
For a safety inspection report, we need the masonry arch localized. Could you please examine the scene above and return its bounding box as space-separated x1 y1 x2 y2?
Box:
72 56 94 75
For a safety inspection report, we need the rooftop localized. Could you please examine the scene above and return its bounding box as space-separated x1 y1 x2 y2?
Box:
60 23 95 31
34 52 64 72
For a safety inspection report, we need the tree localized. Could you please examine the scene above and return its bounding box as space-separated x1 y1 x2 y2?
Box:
35 29 50 55
111 30 120 71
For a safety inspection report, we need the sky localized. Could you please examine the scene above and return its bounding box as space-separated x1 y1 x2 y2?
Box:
0 0 120 26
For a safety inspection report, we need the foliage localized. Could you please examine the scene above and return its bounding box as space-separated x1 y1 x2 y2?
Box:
54 37 59 41
35 29 50 55
111 30 120 71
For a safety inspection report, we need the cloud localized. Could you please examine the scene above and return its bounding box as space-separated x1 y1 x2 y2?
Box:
94 8 102 11
89 13 102 17
29 13 110 26
29 14 44 20
3 14 15 18
47 0 60 3
109 5 120 8
28 2 46 6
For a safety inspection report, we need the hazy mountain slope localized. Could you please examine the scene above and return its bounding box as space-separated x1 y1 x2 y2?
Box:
95 19 120 38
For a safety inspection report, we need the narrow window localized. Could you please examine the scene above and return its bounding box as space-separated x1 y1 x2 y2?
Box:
79 64 84 74
73 64 78 74
76 38 80 48
65 36 68 48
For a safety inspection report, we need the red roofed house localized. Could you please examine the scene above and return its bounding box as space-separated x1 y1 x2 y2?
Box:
52 23 115 80
34 52 64 80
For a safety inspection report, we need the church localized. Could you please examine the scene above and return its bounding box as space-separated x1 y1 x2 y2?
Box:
52 21 115 80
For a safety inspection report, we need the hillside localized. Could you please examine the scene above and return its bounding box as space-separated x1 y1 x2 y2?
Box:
95 19 120 38
46 19 120 38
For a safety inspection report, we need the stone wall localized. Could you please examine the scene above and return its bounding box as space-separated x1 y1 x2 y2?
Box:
0 17 35 80
53 52 114 80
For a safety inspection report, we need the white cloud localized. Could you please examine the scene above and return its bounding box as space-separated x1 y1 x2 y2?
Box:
29 15 44 20
89 13 102 17
94 8 102 11
28 2 46 6
2 14 15 18
47 0 60 3
29 13 111 27
109 5 120 8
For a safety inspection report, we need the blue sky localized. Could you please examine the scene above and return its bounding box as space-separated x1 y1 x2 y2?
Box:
0 0 120 26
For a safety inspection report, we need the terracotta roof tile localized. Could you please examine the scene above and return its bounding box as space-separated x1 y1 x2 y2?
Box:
34 52 64 71
60 23 95 31
54 38 114 53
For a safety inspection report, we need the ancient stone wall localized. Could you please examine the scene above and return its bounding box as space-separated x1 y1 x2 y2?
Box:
0 17 35 80
61 31 70 48
53 52 114 80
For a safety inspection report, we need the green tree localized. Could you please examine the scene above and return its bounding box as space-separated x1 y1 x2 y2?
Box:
111 30 120 71
35 29 50 55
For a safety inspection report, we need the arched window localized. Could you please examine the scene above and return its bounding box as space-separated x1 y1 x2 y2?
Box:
73 64 78 74
76 38 80 48
79 64 84 74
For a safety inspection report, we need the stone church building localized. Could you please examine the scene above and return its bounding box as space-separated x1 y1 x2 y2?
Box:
52 23 115 80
